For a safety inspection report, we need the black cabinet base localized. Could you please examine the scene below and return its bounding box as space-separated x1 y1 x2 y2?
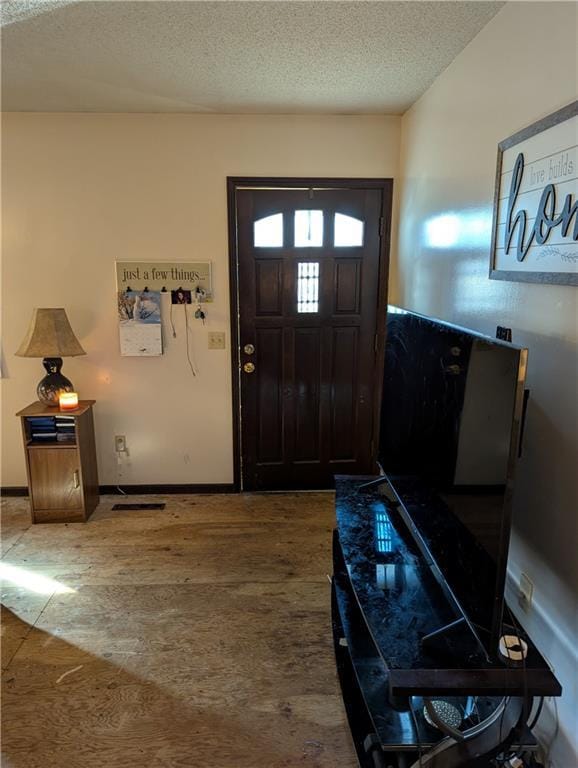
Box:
329 475 554 767
332 581 416 768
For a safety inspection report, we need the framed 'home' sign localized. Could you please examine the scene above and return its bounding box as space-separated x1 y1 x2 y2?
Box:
490 101 577 285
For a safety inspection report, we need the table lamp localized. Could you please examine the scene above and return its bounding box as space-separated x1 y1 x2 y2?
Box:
16 308 86 406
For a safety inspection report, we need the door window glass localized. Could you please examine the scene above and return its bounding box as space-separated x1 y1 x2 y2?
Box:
334 213 364 246
297 262 320 313
295 210 323 247
254 214 283 247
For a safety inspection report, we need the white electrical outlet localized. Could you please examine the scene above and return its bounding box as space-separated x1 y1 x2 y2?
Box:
115 435 127 453
518 572 533 611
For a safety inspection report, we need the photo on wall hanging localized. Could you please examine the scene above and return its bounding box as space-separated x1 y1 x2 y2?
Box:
489 100 577 285
117 290 162 356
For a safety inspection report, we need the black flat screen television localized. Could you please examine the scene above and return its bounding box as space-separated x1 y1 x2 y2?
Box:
378 306 528 659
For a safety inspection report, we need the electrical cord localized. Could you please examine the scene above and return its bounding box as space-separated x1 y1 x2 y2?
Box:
184 305 197 377
527 697 544 732
496 606 531 764
168 299 197 377
504 607 530 718
116 454 127 495
541 696 559 767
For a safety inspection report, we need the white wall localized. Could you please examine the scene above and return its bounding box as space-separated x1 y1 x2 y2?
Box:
396 3 577 765
1 113 400 487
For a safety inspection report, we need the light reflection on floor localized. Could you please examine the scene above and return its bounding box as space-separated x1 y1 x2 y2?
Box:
0 562 75 595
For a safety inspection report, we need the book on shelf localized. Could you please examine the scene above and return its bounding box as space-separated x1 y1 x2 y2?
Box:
27 414 76 442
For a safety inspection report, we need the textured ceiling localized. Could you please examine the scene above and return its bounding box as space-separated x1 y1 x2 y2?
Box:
1 1 505 114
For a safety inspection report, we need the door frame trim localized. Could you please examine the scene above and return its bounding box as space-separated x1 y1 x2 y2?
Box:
227 176 393 492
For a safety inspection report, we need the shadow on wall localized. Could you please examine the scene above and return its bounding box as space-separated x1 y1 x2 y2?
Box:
512 333 577 600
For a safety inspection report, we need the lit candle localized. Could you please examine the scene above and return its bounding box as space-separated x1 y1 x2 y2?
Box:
59 392 79 411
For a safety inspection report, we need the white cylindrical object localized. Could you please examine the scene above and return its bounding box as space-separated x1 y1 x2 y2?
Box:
499 634 528 664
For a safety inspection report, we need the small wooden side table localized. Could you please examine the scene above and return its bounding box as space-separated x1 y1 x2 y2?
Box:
16 401 99 523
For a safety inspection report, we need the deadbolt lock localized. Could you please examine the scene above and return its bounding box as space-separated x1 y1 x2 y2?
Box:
243 344 255 355
243 362 256 374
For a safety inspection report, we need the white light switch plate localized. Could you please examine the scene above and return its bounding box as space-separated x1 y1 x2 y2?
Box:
208 331 226 350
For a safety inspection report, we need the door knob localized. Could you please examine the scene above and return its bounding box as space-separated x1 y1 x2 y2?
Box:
243 362 255 374
243 344 255 355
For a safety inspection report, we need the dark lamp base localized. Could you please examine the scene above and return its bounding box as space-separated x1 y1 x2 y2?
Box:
37 357 74 407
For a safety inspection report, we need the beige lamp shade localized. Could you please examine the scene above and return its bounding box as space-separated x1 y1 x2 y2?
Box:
16 308 86 358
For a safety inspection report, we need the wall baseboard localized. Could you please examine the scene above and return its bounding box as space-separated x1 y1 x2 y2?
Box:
99 484 237 495
2 484 237 497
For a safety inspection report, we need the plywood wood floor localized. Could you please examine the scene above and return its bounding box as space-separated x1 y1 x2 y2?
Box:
1 493 357 768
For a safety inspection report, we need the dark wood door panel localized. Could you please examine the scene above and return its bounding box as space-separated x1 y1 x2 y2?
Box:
231 180 392 490
294 327 322 462
255 327 283 464
334 259 362 314
255 259 283 316
329 326 359 462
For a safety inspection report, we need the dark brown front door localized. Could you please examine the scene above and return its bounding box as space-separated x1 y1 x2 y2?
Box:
230 180 391 491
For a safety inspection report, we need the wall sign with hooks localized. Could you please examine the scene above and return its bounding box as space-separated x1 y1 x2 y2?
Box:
116 261 213 298
115 262 212 357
